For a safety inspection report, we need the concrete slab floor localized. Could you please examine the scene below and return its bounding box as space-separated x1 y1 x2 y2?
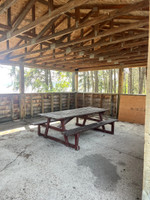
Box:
0 118 144 200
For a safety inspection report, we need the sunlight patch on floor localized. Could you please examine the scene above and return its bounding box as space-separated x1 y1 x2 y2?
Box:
0 127 26 136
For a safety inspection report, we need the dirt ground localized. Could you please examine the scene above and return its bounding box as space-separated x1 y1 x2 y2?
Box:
0 118 144 200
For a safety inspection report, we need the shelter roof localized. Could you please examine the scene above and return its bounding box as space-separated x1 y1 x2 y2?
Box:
0 0 149 71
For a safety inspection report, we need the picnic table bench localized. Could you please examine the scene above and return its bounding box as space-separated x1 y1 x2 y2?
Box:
33 107 117 150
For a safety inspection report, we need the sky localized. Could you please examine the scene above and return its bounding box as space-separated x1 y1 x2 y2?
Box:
0 65 15 94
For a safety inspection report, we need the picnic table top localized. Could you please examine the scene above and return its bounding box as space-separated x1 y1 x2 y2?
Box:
39 107 107 120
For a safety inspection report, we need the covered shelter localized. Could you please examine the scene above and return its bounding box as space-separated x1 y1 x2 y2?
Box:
0 0 149 199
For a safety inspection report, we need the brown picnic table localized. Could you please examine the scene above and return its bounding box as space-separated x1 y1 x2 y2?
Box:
34 107 117 150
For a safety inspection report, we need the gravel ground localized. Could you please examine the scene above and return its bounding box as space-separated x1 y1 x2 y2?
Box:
0 119 144 200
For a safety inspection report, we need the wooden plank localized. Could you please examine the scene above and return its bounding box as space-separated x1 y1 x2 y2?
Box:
51 94 54 112
0 0 90 43
19 65 24 94
31 94 33 117
100 94 103 108
0 0 18 15
0 1 148 58
20 94 25 119
91 93 93 106
83 93 85 107
40 107 107 120
60 93 62 111
117 68 124 118
11 0 37 33
9 32 148 63
42 94 44 113
67 93 70 109
75 93 78 108
11 95 14 120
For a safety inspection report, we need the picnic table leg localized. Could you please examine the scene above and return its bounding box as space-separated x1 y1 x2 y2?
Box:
76 117 79 124
99 113 105 130
38 124 42 136
75 133 80 151
76 115 87 126
44 118 51 137
61 120 69 146
111 122 114 135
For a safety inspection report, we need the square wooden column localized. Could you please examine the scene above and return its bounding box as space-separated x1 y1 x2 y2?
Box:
19 65 24 94
142 3 150 199
116 68 124 118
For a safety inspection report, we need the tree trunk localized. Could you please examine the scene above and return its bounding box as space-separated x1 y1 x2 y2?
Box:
139 67 146 94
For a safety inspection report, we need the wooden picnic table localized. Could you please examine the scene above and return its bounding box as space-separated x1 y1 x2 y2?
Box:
36 107 116 150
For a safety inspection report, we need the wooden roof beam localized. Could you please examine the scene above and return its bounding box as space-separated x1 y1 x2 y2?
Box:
11 0 37 33
0 0 18 15
1 18 148 57
0 0 90 43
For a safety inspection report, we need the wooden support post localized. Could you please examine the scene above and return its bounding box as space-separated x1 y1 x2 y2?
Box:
19 65 24 94
42 94 44 113
75 93 78 108
51 93 54 112
19 64 25 119
100 94 103 108
67 93 70 109
142 4 150 199
91 93 93 106
116 68 124 118
31 94 33 117
60 93 62 110
11 95 13 120
83 93 85 107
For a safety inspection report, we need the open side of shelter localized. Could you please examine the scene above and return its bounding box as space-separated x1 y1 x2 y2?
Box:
0 0 149 199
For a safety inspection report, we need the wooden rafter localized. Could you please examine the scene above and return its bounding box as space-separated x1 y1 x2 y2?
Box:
0 0 148 71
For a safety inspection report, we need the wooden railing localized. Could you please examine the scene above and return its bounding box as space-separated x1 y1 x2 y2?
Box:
0 93 76 123
0 92 146 123
77 93 118 117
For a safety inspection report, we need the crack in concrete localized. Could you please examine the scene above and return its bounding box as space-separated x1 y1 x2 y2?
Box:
0 150 25 173
0 141 34 174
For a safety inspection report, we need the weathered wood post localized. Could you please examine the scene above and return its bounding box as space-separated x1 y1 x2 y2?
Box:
116 68 124 118
142 4 150 199
75 69 78 108
19 64 25 119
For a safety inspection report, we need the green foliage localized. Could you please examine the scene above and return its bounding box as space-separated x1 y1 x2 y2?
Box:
7 66 146 95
